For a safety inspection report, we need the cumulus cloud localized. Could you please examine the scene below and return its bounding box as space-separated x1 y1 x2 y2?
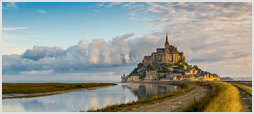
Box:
2 31 176 76
22 46 66 61
2 2 252 77
3 33 134 74
2 31 171 75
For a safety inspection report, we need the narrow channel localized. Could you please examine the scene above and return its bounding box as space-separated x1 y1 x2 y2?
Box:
3 83 180 112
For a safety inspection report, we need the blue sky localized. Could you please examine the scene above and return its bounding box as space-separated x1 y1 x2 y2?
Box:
2 2 252 81
3 2 156 54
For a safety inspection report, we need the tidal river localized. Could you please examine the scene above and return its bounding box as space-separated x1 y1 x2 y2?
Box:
2 83 180 112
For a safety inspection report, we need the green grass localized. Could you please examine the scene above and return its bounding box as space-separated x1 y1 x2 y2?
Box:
2 83 117 94
182 82 243 112
232 83 252 96
87 83 194 112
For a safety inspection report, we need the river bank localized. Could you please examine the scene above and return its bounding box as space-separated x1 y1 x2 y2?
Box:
87 83 200 112
183 82 245 112
2 83 116 99
3 83 181 112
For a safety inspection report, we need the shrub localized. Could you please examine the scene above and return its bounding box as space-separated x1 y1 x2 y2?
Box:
147 63 156 70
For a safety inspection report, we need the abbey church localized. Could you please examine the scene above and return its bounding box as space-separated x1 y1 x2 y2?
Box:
143 32 186 66
122 32 220 82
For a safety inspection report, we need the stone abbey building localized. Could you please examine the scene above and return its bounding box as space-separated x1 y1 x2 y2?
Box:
122 32 220 82
143 32 186 66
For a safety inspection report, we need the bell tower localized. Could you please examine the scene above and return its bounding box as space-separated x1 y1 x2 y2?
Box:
165 30 170 50
165 30 170 63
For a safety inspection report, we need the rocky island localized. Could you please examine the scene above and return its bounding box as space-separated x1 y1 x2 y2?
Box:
122 32 220 82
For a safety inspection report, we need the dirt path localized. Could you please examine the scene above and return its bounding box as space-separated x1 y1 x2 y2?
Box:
238 88 252 112
118 85 209 112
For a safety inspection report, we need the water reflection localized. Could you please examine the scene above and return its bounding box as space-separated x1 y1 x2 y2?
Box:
121 83 181 99
3 83 180 112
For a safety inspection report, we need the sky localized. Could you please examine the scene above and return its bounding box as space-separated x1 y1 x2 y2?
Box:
3 2 156 55
2 2 252 82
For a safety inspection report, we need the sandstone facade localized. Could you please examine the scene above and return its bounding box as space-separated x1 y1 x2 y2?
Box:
145 70 158 81
142 34 186 66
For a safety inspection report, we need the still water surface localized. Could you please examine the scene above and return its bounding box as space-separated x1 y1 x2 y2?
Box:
3 83 180 112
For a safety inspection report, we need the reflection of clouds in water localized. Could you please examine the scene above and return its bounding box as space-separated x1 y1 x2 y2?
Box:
22 97 67 111
3 92 93 112
90 96 98 109
103 96 111 106
122 83 180 99
3 102 25 112
37 97 56 104
3 83 177 112
124 97 129 103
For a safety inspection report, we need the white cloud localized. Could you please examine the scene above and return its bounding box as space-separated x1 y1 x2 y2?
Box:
2 3 252 78
2 41 27 55
3 27 29 31
2 103 25 112
38 9 46 14
2 33 136 75
100 2 252 77
102 2 122 8
3 2 17 9
20 70 54 76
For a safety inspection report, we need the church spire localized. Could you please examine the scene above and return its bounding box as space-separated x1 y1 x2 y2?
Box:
165 29 170 50
165 29 169 45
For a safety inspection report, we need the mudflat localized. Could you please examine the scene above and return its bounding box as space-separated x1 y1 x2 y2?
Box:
2 83 116 99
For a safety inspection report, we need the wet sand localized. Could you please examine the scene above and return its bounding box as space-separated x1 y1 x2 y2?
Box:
3 85 115 99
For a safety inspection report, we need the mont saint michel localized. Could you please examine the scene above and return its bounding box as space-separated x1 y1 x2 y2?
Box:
2 2 251 112
122 32 220 82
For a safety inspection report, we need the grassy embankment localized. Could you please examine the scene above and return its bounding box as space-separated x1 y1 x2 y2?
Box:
182 82 243 112
232 83 252 96
3 83 116 94
87 83 194 112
